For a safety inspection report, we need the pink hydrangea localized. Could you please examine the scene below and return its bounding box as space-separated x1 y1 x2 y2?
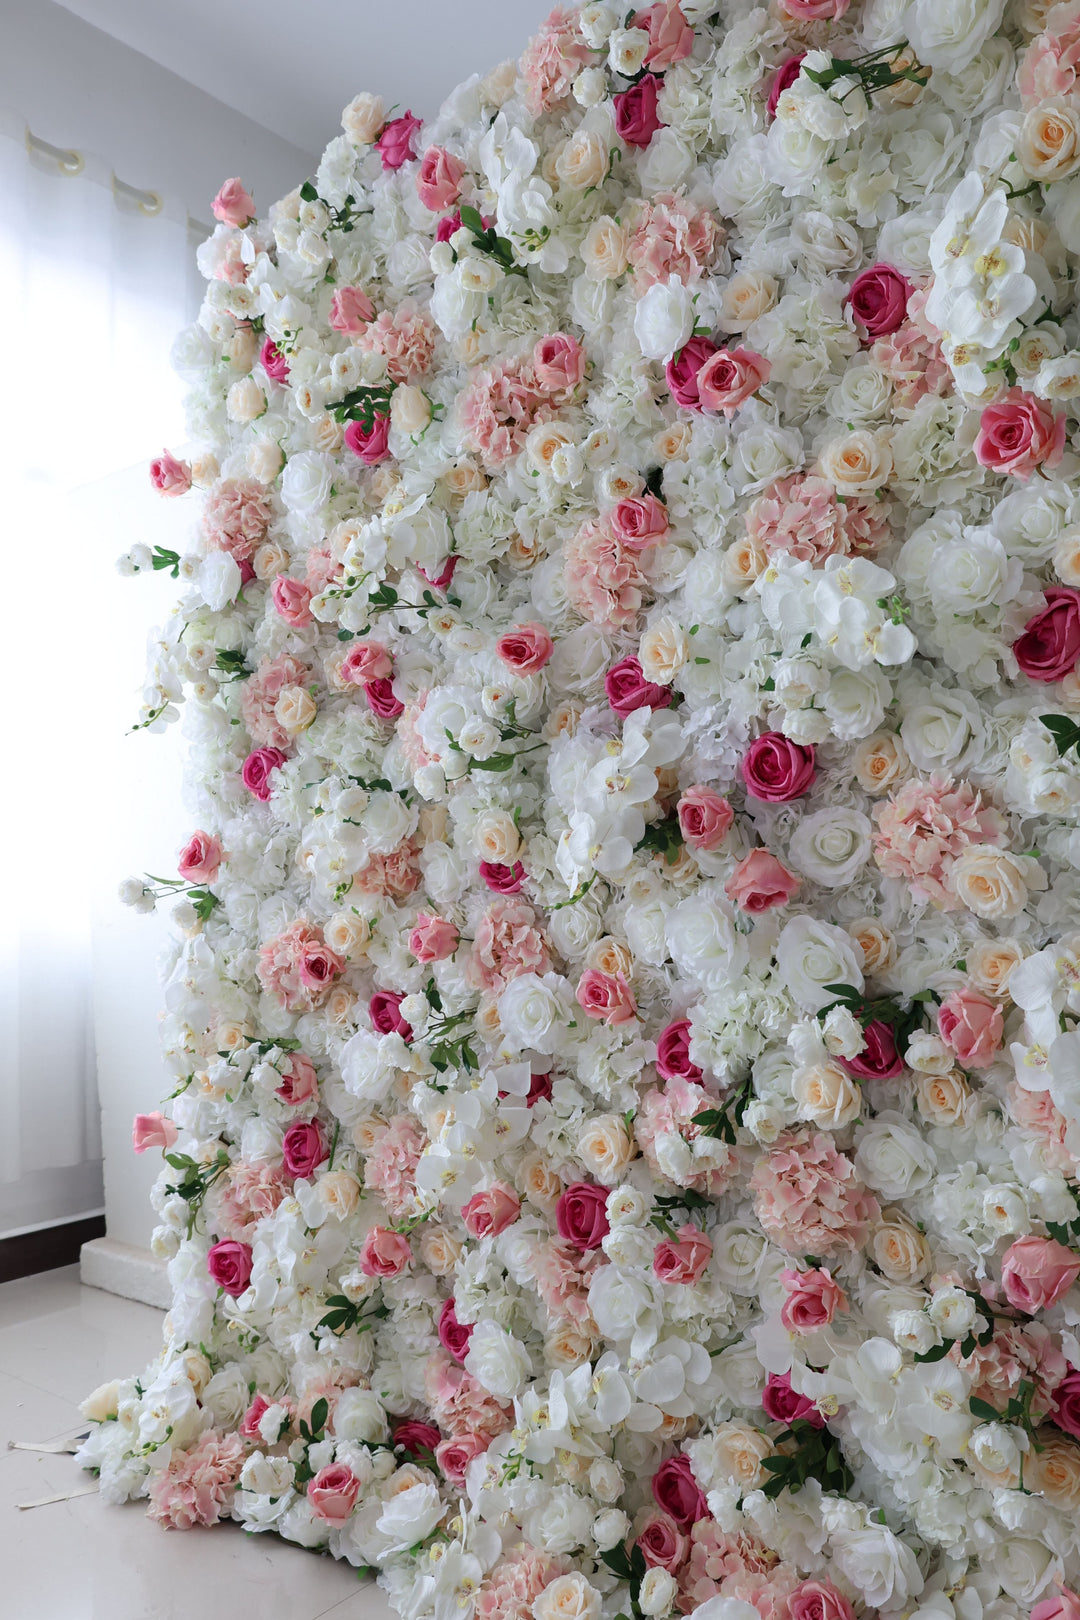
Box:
636 1076 739 1194
1020 5 1080 103
203 478 272 561
424 1352 514 1438
745 475 849 566
953 1319 1067 1422
518 6 591 115
351 841 423 900
476 1547 569 1620
357 303 437 383
460 355 558 467
147 1430 246 1529
240 655 312 750
215 1160 290 1241
750 1130 880 1256
871 320 951 408
873 774 1007 909
363 1114 427 1221
563 520 650 629
256 919 345 1011
677 1524 779 1613
467 897 550 992
627 193 721 291
1008 1082 1077 1175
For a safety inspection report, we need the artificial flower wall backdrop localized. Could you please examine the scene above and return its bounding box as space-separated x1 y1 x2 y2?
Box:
80 3 1080 1619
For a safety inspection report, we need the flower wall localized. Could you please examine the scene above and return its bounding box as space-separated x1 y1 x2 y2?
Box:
83 3 1080 1619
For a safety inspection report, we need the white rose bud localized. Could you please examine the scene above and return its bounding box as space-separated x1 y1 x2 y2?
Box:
609 27 650 77
593 1508 631 1550
639 1568 678 1617
391 384 432 436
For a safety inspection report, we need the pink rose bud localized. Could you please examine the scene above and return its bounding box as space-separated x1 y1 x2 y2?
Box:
635 1511 688 1572
1014 588 1080 682
418 555 459 592
677 785 733 851
780 1265 848 1332
605 655 673 716
409 912 459 963
576 969 638 1026
131 1111 178 1154
149 449 192 496
786 1579 856 1620
341 639 393 683
307 1463 361 1526
462 1181 522 1238
655 1018 704 1083
696 347 771 415
207 1239 253 1296
281 1119 329 1179
240 1393 272 1440
276 1053 319 1106
762 1370 825 1428
259 337 290 383
766 54 806 119
241 746 287 800
416 145 466 211
614 73 664 147
479 860 525 894
370 990 413 1042
359 1225 412 1277
272 575 314 627
636 0 695 70
177 830 223 884
329 286 375 335
724 849 800 913
1000 1234 1080 1313
665 335 718 410
1032 1589 1080 1620
653 1223 713 1284
344 415 391 464
938 988 1004 1071
364 678 405 719
437 1297 473 1361
556 1182 610 1251
610 493 669 550
534 333 586 392
975 387 1066 480
651 1452 706 1530
496 622 554 674
741 732 816 802
376 111 422 171
434 1432 487 1486
211 177 255 226
838 1019 903 1080
846 263 912 338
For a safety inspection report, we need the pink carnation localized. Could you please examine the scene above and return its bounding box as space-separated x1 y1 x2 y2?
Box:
147 1429 246 1529
871 320 951 408
475 1548 569 1620
460 355 559 468
751 1130 880 1256
873 774 1007 910
240 654 312 750
216 1160 289 1241
363 1114 427 1221
1020 7 1080 103
627 193 720 292
425 1352 513 1439
746 475 849 566
352 841 423 901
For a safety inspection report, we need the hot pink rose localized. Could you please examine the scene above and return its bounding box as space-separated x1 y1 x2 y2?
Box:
365 677 405 719
282 1119 328 1179
847 263 912 338
780 1265 847 1332
534 333 586 392
697 347 771 415
610 494 669 550
479 860 525 894
307 1463 361 1526
576 969 638 1025
416 146 465 211
150 449 191 496
260 337 290 383
1014 588 1080 682
344 415 391 464
762 1370 824 1428
636 1511 688 1571
1052 1367 1080 1439
605 656 673 716
635 0 695 70
676 785 733 851
614 73 664 147
410 912 459 963
1032 1589 1080 1620
938 988 1004 1071
207 1239 253 1297
655 1018 704 1083
419 555 459 592
241 746 287 800
462 1182 522 1238
132 1111 178 1154
370 990 413 1042
329 286 375 335
556 1182 610 1251
725 849 800 913
272 575 314 627
496 622 554 674
276 1053 319 1106
340 639 393 683
653 1223 712 1284
1001 1234 1080 1313
651 1453 706 1530
212 177 255 226
177 830 223 884
393 1419 441 1458
438 1298 474 1362
435 1432 488 1486
767 54 806 119
665 335 719 409
778 0 850 17
742 733 815 802
787 1579 856 1620
975 388 1066 480
839 1019 903 1080
359 1225 412 1278
376 111 421 170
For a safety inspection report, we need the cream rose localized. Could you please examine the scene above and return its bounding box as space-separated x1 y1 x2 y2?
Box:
475 809 521 864
818 429 893 495
871 1209 931 1283
1018 99 1080 182
852 731 909 794
848 917 897 974
720 271 778 333
520 1151 563 1211
914 1068 971 1126
967 937 1026 999
391 385 432 437
581 216 630 280
578 1114 636 1184
342 92 385 144
227 376 267 423
556 129 609 190
535 1574 602 1620
792 1060 863 1128
948 847 1043 919
274 685 317 735
418 1225 462 1275
711 1422 774 1490
640 617 688 684
722 534 767 594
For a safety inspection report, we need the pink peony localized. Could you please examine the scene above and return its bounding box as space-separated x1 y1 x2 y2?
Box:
654 1224 713 1284
1014 588 1080 682
177 830 222 884
240 654 312 750
564 521 649 630
416 146 466 211
271 575 313 627
975 388 1066 480
677 786 734 851
697 347 771 415
359 1225 412 1278
425 1353 513 1439
938 988 1004 1070
519 6 592 115
376 111 421 170
131 1111 178 1154
257 919 344 1011
410 912 460 963
328 285 375 334
1020 9 1080 103
655 1018 704 1084
614 73 664 147
746 474 849 566
652 1453 706 1530
496 621 555 673
363 1114 426 1222
358 303 436 384
873 773 1006 909
725 849 800 913
468 897 549 992
627 193 719 291
462 1182 522 1238
308 1463 361 1526
211 178 255 226
460 355 560 468
216 1161 288 1241
605 655 672 716
750 1130 879 1256
150 449 191 496
203 477 271 561
637 1076 739 1194
147 1429 245 1529
1000 1235 1080 1313
742 734 815 802
780 1265 848 1332
476 1548 569 1620
576 968 638 1025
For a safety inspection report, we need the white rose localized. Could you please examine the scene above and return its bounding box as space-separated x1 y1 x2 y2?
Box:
608 27 650 77
634 281 695 362
200 1365 251 1427
788 808 872 888
907 0 1006 74
332 1387 389 1444
855 1116 936 1200
497 974 570 1055
927 1286 977 1337
899 685 985 775
375 1479 444 1553
666 894 748 991
830 1526 924 1609
776 917 863 1012
197 551 242 611
521 1485 596 1555
592 1510 631 1553
640 1569 678 1617
281 451 335 514
362 790 418 855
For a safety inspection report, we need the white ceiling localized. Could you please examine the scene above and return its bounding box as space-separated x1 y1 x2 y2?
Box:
56 0 552 157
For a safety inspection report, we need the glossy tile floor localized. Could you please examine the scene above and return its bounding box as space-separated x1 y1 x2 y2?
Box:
0 1265 395 1620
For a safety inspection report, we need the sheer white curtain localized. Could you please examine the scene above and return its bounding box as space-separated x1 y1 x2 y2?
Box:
0 111 195 1236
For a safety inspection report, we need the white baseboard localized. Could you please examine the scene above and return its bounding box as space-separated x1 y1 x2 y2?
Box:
80 1236 170 1309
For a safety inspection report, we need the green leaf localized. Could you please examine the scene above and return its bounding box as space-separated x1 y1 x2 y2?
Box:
1040 714 1080 757
299 180 318 202
912 1341 951 1363
309 1397 329 1436
969 1396 1001 1423
469 753 516 771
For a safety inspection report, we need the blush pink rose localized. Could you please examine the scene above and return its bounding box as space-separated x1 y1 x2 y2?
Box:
724 849 800 913
329 286 375 335
438 1297 474 1362
496 622 554 674
207 1239 253 1296
677 785 733 851
636 1511 688 1572
762 1370 824 1428
212 177 255 226
838 1018 903 1080
556 1182 610 1251
150 449 191 496
1014 588 1080 682
655 1018 704 1083
780 1265 847 1331
846 263 912 338
1032 1590 1080 1620
651 1453 706 1530
435 1432 488 1486
697 347 771 415
281 1119 328 1179
462 1182 522 1238
344 415 391 464
534 333 586 392
240 1393 272 1440
341 639 393 683
260 337 290 384
178 830 223 884
416 146 465 211
975 388 1066 480
1001 1235 1080 1313
787 1579 856 1620
742 733 816 802
307 1463 361 1526
665 335 719 409
938 988 1004 1071
653 1223 712 1284
610 494 669 550
614 73 664 147
272 575 314 627
409 912 459 962
778 0 850 17
297 935 344 997
766 54 806 119
480 860 525 894
132 1111 178 1154
376 111 421 170
365 677 405 719
359 1225 412 1278
576 969 638 1025
276 1053 319 1106
605 655 673 716
241 746 287 800
370 990 413 1042
635 0 695 70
